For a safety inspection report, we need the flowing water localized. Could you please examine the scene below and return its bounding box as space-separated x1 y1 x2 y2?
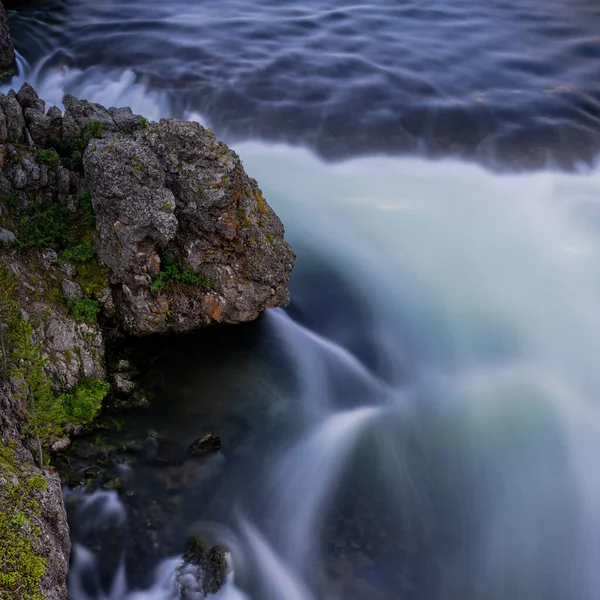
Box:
6 1 600 599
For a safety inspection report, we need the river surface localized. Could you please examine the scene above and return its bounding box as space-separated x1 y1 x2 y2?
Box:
6 1 600 599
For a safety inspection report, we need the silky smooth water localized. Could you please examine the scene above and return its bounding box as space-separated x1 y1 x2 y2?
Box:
6 1 600 599
8 0 600 166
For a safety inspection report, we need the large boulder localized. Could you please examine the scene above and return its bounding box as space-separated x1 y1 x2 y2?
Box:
82 114 295 333
0 84 295 336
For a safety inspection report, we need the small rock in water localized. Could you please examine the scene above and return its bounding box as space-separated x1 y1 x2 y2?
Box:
189 433 222 457
113 373 136 394
51 438 71 453
179 537 228 597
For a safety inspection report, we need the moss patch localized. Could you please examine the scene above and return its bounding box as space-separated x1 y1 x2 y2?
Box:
0 263 108 450
0 441 48 600
150 251 212 292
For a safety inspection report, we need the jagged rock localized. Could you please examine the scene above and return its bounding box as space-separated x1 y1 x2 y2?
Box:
83 116 295 333
61 279 84 301
0 1 15 78
0 227 15 244
109 105 145 134
1 84 295 336
0 80 295 600
0 91 24 141
17 82 45 113
189 433 222 457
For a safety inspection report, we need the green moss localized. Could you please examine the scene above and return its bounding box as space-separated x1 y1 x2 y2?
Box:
1 264 109 459
265 232 274 246
17 202 71 249
139 117 149 130
254 190 268 215
2 190 19 208
0 442 48 600
87 120 104 139
74 258 109 298
61 244 95 263
66 298 101 323
78 193 96 228
150 251 212 292
35 148 60 167
57 379 109 424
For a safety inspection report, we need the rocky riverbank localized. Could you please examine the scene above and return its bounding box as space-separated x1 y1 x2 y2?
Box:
0 73 294 599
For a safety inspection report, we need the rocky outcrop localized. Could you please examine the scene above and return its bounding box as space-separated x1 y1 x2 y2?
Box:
0 84 294 334
80 105 294 333
0 2 15 79
0 80 295 598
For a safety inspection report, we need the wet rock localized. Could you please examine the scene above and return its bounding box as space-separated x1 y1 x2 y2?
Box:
0 227 15 244
180 538 228 597
112 373 136 394
189 433 222 457
109 106 145 134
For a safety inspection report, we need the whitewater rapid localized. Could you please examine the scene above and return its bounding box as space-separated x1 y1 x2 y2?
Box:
7 63 600 599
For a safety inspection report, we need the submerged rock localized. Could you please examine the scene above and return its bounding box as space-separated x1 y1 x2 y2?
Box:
189 433 222 457
179 537 228 597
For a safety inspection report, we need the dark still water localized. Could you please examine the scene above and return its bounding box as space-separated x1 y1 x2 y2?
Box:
8 0 600 167
7 2 600 600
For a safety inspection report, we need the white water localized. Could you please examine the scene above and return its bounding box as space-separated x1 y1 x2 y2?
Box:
12 65 600 598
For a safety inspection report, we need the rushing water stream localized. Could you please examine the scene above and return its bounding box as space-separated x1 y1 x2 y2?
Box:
7 1 600 599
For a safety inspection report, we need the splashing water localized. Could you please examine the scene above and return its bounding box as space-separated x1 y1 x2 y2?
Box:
10 58 600 599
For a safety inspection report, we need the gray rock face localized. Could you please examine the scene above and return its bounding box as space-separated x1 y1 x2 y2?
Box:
84 117 295 333
0 382 71 600
0 1 15 78
37 311 105 389
0 83 295 335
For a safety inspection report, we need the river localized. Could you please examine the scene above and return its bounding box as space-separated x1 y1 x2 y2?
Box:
5 1 600 599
